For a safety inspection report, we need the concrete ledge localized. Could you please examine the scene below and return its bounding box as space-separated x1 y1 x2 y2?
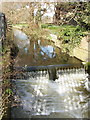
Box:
15 63 83 72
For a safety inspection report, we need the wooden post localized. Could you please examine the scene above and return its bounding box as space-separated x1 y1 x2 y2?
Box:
0 13 7 48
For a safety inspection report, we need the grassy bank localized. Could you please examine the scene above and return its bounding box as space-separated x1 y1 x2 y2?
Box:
43 24 88 53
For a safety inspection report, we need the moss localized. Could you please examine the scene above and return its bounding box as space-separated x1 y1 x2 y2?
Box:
84 62 90 68
83 62 90 74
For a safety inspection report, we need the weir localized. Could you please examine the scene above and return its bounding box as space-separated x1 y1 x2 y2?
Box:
1 13 90 119
11 28 90 118
11 67 90 118
15 64 84 72
14 63 84 81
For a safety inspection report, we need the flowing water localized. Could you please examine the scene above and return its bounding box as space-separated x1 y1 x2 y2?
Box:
11 29 90 118
11 68 90 118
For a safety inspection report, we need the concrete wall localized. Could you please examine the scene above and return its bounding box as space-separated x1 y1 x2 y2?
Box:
73 35 90 62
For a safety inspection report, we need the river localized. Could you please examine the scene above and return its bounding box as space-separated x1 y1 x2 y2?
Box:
11 29 90 119
11 68 90 118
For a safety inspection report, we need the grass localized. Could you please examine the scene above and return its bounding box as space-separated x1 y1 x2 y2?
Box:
12 23 28 27
19 23 87 54
41 23 87 54
41 24 86 34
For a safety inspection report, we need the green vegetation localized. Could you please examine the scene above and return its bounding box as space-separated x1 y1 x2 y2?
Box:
84 62 90 69
1 1 89 119
41 24 87 54
5 88 13 95
55 2 90 31
82 62 90 75
22 23 88 55
13 23 28 27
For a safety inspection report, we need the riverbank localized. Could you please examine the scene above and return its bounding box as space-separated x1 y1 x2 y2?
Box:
13 23 89 62
0 16 19 119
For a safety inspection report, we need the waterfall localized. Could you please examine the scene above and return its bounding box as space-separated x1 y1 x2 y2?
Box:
11 67 90 118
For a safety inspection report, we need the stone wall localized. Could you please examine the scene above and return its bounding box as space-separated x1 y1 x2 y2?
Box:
73 35 90 62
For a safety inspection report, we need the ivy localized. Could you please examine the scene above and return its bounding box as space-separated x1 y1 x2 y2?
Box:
41 24 87 54
58 25 86 53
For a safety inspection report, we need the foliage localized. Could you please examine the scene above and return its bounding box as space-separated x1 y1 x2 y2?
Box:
41 24 53 28
74 2 90 30
84 62 90 69
5 88 13 95
60 27 86 53
55 2 90 30
41 24 86 54
84 62 90 75
59 25 85 45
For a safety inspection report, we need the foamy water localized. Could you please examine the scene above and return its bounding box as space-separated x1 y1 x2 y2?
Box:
11 68 90 118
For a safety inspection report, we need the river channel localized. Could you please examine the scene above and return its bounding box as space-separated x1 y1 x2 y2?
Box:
11 29 90 119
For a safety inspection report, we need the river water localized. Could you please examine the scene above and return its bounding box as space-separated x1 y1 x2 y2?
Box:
11 68 90 118
11 29 90 119
13 29 82 67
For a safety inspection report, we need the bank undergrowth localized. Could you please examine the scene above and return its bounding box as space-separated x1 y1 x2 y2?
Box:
41 24 87 54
